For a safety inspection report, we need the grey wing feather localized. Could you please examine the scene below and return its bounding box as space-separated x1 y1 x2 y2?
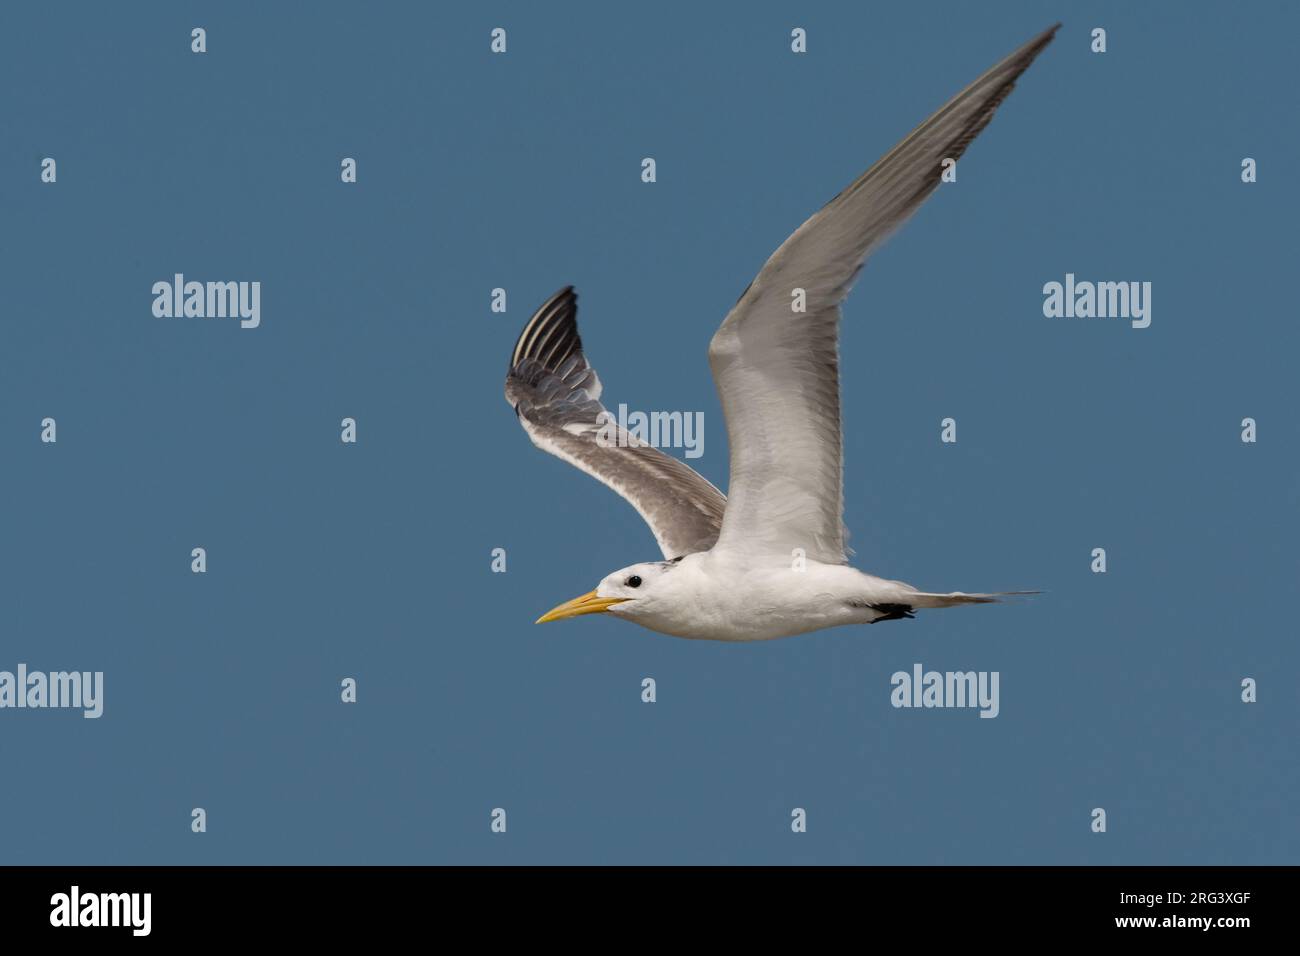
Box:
505 287 727 560
707 25 1057 564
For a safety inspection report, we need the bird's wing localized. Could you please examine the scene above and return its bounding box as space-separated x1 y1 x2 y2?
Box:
707 25 1057 564
505 287 727 560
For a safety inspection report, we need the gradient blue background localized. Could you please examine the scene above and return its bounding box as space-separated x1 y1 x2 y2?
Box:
1 1 1295 864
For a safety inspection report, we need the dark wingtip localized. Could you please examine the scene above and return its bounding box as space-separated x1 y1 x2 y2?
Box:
1012 23 1060 68
508 286 582 374
1033 23 1062 43
1024 23 1061 59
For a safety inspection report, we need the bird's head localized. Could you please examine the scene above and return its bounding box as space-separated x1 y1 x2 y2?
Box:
535 560 675 624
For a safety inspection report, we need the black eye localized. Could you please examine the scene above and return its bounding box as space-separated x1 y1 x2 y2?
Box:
626 575 642 588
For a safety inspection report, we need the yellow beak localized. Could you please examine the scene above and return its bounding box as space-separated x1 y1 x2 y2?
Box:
535 590 630 624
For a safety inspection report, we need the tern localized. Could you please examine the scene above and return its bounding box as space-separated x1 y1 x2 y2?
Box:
505 25 1056 641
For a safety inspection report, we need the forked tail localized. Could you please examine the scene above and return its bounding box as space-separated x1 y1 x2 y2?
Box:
905 590 1040 609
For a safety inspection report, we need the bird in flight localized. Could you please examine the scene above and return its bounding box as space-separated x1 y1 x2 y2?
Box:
505 25 1056 641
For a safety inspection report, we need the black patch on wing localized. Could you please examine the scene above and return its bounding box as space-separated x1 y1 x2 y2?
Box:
866 603 915 623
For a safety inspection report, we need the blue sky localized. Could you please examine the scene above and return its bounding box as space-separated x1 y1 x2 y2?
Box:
0 1 1295 864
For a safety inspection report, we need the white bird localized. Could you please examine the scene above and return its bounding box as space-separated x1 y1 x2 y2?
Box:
505 25 1056 641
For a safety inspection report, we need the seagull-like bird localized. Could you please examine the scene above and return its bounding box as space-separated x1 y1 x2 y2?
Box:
505 26 1056 641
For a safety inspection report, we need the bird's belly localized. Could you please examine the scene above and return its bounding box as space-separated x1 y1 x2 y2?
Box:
637 588 857 642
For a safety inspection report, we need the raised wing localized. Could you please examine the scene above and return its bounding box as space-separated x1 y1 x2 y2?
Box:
505 287 727 560
707 25 1057 563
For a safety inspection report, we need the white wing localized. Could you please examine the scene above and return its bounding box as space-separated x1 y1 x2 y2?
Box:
707 25 1057 563
505 287 727 560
